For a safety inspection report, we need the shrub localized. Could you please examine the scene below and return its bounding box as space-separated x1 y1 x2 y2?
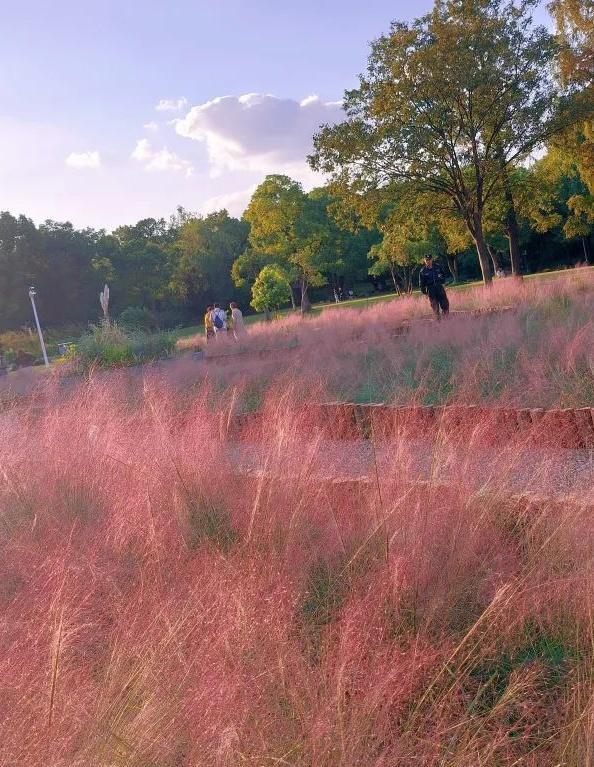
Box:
75 321 175 370
118 306 158 332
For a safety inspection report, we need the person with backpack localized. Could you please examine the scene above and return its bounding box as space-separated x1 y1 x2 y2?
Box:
211 303 227 336
419 254 449 320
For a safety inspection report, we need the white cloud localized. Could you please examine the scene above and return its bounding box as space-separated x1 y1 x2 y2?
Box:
174 93 343 177
200 185 257 217
130 139 194 177
143 121 159 132
130 138 153 162
65 150 101 169
155 97 188 112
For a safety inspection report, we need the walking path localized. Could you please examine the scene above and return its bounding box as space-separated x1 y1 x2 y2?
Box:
229 437 594 505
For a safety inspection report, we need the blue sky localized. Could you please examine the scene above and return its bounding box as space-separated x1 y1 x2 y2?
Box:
1 0 550 231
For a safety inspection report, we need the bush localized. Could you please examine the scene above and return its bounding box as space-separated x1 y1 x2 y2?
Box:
118 306 157 332
0 324 85 357
75 321 176 370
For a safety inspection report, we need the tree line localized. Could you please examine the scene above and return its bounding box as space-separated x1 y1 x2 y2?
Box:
0 0 591 330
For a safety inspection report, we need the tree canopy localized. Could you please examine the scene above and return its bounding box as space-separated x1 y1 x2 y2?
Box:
251 265 292 314
310 0 589 283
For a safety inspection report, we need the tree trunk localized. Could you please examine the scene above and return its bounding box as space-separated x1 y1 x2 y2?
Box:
505 201 523 278
264 307 271 322
300 279 311 314
289 285 296 310
487 244 502 274
497 147 523 278
472 214 493 285
582 237 591 264
446 253 459 282
389 266 401 295
404 268 414 294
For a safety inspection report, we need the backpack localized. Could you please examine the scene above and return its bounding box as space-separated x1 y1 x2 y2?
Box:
213 311 224 329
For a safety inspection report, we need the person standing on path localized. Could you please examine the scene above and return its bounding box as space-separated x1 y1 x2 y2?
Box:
419 254 449 320
204 305 215 343
230 302 245 339
226 306 234 336
211 303 227 337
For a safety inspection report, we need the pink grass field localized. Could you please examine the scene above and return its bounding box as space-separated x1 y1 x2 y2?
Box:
1 271 594 765
172 270 594 410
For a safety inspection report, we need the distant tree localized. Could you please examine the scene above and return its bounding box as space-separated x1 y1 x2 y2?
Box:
368 235 422 294
98 218 172 312
307 187 379 292
0 213 41 328
37 221 105 321
169 210 249 311
250 265 292 317
517 158 593 262
547 0 594 257
329 179 466 286
243 175 330 313
310 0 587 284
231 246 270 290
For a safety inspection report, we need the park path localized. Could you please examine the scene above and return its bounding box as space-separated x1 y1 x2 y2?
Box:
229 437 594 505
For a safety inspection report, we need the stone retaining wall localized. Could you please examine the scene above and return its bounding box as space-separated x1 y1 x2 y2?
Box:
231 402 594 450
237 470 594 517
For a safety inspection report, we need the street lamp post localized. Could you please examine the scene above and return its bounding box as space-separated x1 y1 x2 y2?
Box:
28 287 49 367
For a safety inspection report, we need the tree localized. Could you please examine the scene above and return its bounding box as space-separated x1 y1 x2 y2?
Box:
243 175 330 313
94 218 172 314
169 210 249 312
549 0 594 87
250 265 292 317
0 213 42 328
369 234 423 294
518 158 593 263
307 187 379 293
547 0 594 250
310 0 586 284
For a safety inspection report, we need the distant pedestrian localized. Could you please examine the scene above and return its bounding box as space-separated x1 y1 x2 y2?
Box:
211 303 227 336
230 302 245 338
419 254 449 320
204 304 215 342
226 306 234 336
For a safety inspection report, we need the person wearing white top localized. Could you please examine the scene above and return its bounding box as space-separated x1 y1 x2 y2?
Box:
230 302 245 339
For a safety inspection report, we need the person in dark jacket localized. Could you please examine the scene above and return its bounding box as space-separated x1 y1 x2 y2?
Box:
419 254 449 319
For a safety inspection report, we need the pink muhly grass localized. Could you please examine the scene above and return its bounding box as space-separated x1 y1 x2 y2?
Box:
1 275 593 764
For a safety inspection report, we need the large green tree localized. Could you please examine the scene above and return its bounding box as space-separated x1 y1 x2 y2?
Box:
310 0 585 284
